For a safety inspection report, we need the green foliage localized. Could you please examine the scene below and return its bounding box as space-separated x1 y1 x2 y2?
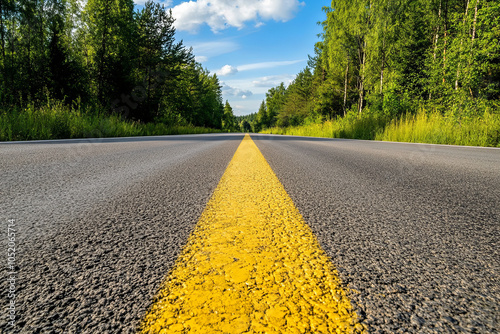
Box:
82 0 136 104
222 100 238 132
258 0 499 147
240 119 252 133
265 83 286 127
132 1 194 122
262 111 389 140
255 100 268 131
278 68 315 127
378 109 500 147
262 108 500 147
236 113 257 132
0 99 222 141
0 0 229 140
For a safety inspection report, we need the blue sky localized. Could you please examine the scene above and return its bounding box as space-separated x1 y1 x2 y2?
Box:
134 0 328 116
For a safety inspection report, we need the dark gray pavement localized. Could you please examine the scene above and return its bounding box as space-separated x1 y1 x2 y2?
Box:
253 134 499 333
1 133 499 333
0 134 244 333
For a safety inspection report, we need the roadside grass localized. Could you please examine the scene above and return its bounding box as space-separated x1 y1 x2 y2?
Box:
263 112 388 140
262 109 500 147
376 110 500 147
0 101 222 141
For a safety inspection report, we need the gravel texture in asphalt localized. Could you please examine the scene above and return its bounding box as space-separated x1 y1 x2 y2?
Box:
1 134 499 333
0 134 243 333
253 135 499 333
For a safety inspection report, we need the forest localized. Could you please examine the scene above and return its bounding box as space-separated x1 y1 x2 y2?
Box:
0 0 238 140
1 0 499 145
253 0 500 146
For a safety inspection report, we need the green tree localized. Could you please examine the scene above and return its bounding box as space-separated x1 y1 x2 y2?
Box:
15 0 50 100
0 0 16 104
240 119 252 132
278 68 314 126
133 0 193 121
265 82 286 127
255 100 268 131
160 62 223 128
47 0 85 102
222 100 237 132
82 0 135 106
0 0 228 131
262 0 499 129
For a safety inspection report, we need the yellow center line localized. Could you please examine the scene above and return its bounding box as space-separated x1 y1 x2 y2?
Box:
140 134 362 333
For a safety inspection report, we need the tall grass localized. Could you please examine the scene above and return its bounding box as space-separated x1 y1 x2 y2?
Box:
377 110 500 147
262 109 500 147
0 100 222 141
262 112 389 140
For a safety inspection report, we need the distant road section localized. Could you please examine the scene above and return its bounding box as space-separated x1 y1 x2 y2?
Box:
1 134 498 333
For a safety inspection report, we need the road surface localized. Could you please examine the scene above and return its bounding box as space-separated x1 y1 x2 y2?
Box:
0 134 498 333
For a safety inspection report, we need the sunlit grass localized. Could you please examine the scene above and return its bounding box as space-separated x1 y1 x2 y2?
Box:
261 109 500 147
377 110 500 147
0 100 222 141
262 112 388 140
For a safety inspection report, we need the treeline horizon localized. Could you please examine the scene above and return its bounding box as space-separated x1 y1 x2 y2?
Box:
0 0 238 132
247 0 499 134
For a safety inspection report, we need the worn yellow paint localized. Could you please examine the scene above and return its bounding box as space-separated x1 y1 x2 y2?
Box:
141 134 362 334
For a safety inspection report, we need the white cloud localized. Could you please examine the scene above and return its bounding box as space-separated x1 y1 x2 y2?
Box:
230 99 262 116
172 0 305 33
215 59 304 76
238 60 305 72
252 74 296 88
221 82 253 99
189 41 239 55
195 55 208 63
223 76 293 97
185 40 239 62
217 65 239 76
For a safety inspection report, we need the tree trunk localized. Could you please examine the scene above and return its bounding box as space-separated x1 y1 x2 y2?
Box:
359 40 366 114
471 0 479 45
27 18 33 97
455 0 470 90
9 11 14 92
443 29 447 84
432 0 442 62
38 0 45 92
343 59 349 117
442 0 449 85
430 0 443 100
466 0 479 93
98 2 110 104
380 34 386 95
147 64 152 118
0 0 5 69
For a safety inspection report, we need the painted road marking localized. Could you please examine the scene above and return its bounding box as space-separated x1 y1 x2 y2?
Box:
141 134 362 333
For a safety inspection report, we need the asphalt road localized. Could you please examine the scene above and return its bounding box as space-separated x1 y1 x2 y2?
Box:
1 134 499 333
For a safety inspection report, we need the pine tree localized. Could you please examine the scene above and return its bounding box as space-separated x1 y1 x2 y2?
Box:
222 100 237 132
255 100 268 131
134 0 193 121
82 0 135 106
0 0 16 103
265 82 286 127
